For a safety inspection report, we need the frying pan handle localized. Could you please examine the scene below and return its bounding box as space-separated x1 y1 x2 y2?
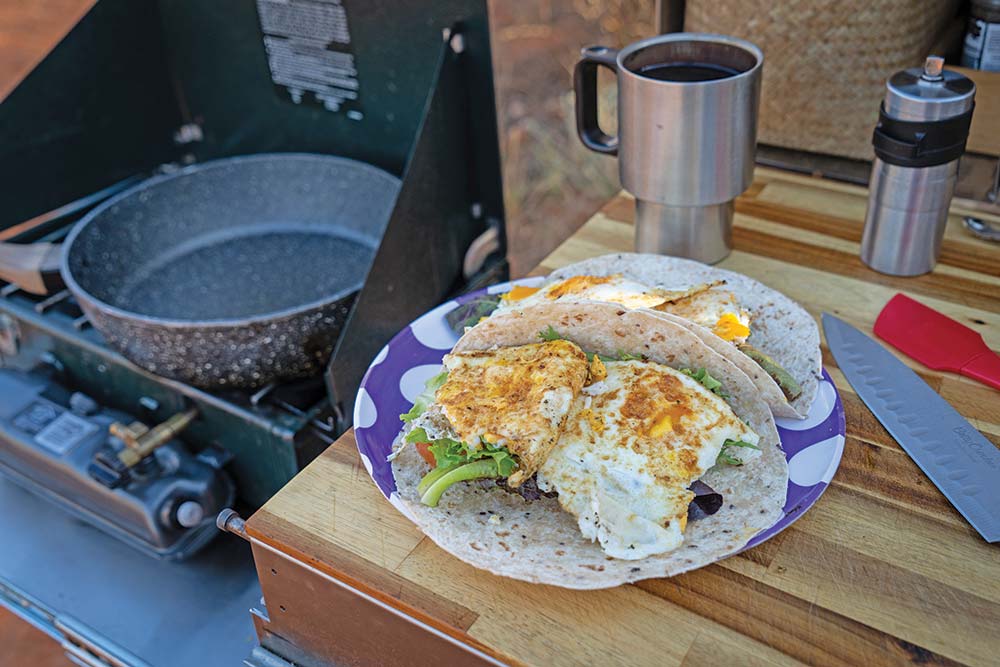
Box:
0 242 64 295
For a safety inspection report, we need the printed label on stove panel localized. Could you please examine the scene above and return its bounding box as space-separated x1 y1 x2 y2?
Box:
12 401 61 436
34 412 98 455
256 0 363 118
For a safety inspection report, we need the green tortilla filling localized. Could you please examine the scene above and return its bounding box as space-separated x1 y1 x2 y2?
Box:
738 344 802 401
399 371 518 506
407 428 518 506
445 294 502 334
399 371 449 423
717 439 761 466
680 367 728 398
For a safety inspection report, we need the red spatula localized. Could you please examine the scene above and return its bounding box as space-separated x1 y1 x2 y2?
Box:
874 293 1000 391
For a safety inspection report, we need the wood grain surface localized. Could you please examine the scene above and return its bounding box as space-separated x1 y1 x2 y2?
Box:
247 167 1000 667
953 66 1000 157
0 0 94 104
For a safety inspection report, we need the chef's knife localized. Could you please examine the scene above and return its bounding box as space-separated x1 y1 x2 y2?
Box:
823 313 1000 543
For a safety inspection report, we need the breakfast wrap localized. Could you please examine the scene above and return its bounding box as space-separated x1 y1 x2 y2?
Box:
389 302 787 589
484 253 822 419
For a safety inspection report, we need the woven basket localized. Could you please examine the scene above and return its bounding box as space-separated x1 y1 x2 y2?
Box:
685 0 960 160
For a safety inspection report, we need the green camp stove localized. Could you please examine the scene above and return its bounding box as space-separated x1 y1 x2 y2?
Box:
0 1 505 665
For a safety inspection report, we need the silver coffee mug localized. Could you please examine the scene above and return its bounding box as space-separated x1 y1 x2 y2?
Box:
574 33 763 263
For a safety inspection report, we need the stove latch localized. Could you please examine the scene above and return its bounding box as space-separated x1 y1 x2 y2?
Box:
89 408 198 489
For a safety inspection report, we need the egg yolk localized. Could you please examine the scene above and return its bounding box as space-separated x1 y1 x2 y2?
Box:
713 312 750 341
545 275 615 299
649 414 674 438
502 285 541 301
579 408 606 435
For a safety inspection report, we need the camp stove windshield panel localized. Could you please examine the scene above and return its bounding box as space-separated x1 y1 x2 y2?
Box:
0 0 505 664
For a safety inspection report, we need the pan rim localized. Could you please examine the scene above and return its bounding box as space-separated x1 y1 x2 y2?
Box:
60 152 401 329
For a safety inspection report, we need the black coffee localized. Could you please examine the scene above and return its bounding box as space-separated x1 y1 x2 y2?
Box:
638 62 740 82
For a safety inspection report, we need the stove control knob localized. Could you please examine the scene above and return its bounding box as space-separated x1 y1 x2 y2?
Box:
69 392 99 416
176 500 206 528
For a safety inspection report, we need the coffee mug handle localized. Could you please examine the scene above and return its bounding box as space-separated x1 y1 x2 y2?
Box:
574 46 620 155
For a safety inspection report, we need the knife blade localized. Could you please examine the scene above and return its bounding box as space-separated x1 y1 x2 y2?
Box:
823 313 1000 543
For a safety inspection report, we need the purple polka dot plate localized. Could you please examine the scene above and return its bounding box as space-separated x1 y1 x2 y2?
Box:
354 277 846 553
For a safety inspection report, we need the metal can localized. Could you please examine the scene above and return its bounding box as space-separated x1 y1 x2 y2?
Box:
962 0 1000 71
860 57 976 276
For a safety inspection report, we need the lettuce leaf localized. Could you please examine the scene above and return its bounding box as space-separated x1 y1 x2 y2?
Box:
398 363 519 505
716 438 760 466
405 427 431 444
477 444 518 477
538 325 562 342
538 326 593 361
399 371 449 422
680 367 727 397
427 437 473 467
424 436 516 476
445 294 502 335
411 433 518 506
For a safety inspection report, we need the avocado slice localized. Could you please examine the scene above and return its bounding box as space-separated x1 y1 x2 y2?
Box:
738 344 803 401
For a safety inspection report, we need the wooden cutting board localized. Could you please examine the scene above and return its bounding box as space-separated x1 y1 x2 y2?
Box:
246 167 1000 667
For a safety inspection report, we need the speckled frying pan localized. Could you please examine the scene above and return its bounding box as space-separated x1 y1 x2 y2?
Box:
59 154 400 388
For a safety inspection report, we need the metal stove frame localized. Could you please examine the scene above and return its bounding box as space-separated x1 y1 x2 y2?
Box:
0 283 332 508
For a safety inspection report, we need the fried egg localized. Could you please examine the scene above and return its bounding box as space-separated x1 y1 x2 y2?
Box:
497 274 752 344
537 360 758 559
436 340 590 486
653 288 751 344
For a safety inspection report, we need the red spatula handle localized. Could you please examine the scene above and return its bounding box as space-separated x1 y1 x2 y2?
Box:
961 350 1000 391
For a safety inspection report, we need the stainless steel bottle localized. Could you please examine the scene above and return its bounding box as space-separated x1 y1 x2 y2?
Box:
860 57 976 276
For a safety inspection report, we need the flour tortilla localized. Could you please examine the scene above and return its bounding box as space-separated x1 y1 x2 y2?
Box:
648 310 795 419
390 302 788 589
547 253 822 419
